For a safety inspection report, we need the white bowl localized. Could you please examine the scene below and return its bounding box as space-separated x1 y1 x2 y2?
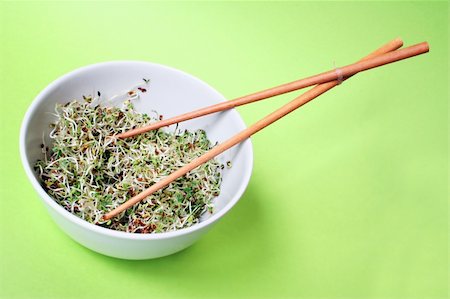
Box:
20 61 253 259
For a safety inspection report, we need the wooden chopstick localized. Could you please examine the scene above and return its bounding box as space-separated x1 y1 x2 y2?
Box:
117 38 413 139
103 40 429 220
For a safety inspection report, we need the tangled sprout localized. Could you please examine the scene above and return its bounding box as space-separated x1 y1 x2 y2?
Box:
35 99 223 233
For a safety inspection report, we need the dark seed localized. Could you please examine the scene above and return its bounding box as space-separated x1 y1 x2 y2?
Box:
103 150 111 160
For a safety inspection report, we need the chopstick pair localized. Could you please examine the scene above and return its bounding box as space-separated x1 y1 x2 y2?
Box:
103 38 429 220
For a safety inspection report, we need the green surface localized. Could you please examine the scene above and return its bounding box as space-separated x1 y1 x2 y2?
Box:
0 1 448 298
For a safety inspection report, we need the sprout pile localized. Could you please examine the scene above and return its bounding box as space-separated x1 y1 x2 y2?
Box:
35 98 223 233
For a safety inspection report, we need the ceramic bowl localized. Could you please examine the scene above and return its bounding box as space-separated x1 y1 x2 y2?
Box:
20 61 253 259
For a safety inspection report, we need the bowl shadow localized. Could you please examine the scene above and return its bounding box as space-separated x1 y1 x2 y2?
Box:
79 177 274 296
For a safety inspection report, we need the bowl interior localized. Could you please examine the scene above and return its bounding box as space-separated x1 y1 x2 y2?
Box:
21 61 253 232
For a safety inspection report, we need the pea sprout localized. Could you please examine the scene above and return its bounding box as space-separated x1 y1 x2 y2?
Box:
35 98 223 233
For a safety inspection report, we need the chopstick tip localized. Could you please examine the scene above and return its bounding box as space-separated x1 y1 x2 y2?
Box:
393 37 404 47
422 41 430 52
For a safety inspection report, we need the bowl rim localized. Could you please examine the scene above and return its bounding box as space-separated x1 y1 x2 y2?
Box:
19 60 253 240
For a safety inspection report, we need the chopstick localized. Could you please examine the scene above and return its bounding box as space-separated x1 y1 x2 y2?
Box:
117 38 416 139
103 40 429 220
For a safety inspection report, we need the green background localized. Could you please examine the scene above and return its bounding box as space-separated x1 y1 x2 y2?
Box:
0 1 448 298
